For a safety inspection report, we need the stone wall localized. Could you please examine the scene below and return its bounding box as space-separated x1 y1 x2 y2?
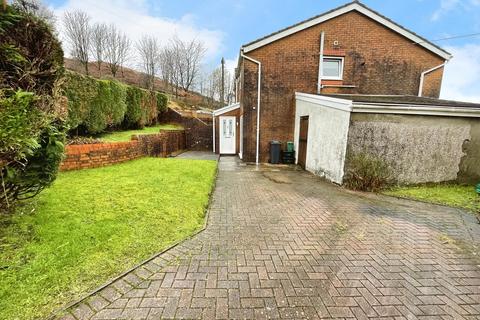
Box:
346 113 479 184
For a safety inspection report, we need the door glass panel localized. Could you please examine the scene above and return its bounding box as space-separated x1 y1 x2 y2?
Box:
223 119 227 137
228 120 233 137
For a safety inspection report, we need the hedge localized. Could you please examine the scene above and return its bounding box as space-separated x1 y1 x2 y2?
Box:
1 5 65 210
63 71 168 134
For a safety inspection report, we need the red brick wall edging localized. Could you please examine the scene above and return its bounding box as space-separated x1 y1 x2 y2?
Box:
60 130 186 171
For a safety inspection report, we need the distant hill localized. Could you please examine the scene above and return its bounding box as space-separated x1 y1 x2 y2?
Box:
65 58 218 111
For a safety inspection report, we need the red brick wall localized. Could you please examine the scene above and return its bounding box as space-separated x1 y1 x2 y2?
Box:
60 130 187 171
60 142 142 171
239 11 446 162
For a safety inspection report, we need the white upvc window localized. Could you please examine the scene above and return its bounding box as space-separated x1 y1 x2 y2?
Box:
322 56 344 80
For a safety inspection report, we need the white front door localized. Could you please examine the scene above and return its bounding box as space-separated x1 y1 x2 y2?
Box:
219 116 236 154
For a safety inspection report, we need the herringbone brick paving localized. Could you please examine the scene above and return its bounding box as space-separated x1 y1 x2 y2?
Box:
58 157 480 319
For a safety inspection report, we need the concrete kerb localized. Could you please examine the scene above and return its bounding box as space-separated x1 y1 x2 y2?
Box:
47 162 220 320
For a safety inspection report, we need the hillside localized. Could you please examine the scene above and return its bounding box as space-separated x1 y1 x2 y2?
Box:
65 58 218 111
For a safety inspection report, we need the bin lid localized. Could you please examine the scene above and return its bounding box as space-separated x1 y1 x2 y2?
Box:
270 140 281 144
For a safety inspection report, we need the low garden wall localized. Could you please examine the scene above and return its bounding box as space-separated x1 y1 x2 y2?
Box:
61 130 186 171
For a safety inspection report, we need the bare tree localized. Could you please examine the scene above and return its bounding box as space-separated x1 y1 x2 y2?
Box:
63 10 91 74
224 69 234 105
170 36 206 92
12 0 56 26
159 45 181 97
104 24 130 77
90 22 108 73
204 67 221 108
136 35 160 91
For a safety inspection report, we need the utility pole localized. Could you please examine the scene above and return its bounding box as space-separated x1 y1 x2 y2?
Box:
221 57 225 106
2 0 7 11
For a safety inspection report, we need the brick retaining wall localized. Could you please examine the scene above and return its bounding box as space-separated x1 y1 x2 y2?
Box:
160 108 213 151
61 130 186 171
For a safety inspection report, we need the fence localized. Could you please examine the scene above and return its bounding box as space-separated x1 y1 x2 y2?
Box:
160 108 213 151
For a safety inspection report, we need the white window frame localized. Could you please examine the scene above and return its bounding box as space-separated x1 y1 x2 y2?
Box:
322 56 344 81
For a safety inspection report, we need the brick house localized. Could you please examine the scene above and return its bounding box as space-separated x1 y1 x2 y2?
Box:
213 1 450 159
212 1 480 184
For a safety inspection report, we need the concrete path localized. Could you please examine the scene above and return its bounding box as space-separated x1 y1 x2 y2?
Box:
176 151 219 161
59 157 480 319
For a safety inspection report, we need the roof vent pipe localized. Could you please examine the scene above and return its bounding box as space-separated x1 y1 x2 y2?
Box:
418 62 446 97
241 51 262 165
317 31 325 94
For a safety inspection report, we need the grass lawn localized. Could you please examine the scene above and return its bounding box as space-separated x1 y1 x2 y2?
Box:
99 124 183 142
384 184 480 213
0 158 217 320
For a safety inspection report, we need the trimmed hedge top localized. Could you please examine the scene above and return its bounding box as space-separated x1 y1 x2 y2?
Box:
63 71 168 134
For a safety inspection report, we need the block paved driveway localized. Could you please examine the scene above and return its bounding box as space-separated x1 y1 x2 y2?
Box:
60 157 480 320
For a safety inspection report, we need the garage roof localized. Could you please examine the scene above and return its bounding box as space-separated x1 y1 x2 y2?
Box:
325 94 480 109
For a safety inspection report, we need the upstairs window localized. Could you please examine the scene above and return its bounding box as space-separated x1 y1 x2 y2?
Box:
322 57 344 80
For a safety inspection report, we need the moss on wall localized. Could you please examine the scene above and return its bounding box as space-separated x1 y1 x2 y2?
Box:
347 113 477 185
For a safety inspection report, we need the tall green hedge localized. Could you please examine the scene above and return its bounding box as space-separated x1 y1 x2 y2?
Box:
63 71 168 134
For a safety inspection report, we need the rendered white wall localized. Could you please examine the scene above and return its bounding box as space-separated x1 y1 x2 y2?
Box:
294 93 352 184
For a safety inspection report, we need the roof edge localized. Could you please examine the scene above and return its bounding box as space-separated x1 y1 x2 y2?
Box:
213 103 240 116
352 103 480 118
242 1 452 60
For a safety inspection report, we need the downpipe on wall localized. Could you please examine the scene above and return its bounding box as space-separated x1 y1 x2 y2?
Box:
241 51 262 165
317 31 325 94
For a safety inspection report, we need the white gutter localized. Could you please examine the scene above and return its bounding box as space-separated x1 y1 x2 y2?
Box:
241 52 262 165
418 62 446 97
317 31 325 94
212 115 216 153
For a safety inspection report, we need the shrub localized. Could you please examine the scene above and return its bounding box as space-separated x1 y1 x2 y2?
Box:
141 92 158 126
63 71 165 134
109 80 127 125
0 91 65 209
63 71 98 130
156 92 168 113
0 6 65 210
344 152 393 192
85 80 111 134
125 86 144 128
64 73 128 134
0 6 64 101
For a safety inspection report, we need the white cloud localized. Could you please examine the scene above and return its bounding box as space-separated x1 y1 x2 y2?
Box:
53 0 224 66
431 0 460 21
431 0 480 21
441 44 480 103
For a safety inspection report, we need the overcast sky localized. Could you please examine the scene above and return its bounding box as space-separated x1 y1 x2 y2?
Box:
44 0 480 102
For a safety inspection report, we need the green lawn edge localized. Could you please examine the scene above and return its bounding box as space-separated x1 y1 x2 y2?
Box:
99 124 184 142
383 184 480 213
0 158 217 320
